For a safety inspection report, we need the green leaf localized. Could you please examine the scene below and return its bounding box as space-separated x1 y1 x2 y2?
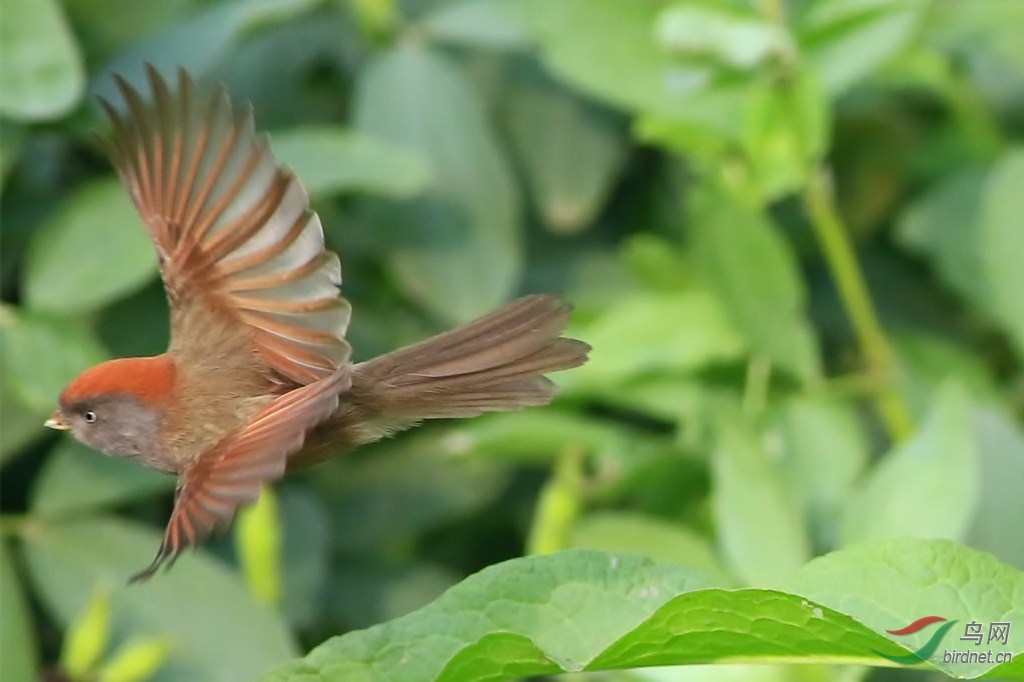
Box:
689 182 820 383
31 440 175 517
712 411 812 586
766 396 868 550
0 308 108 413
261 543 1023 680
24 179 157 314
791 538 1024 680
978 148 1024 360
895 166 990 308
560 291 747 393
518 0 748 139
96 0 321 93
798 0 928 94
841 381 979 543
570 512 730 585
0 0 85 120
97 637 171 682
968 406 1024 569
500 59 627 233
0 540 39 682
354 43 521 323
0 391 46 464
740 69 830 199
235 486 283 608
61 585 112 678
271 127 431 199
308 430 510 552
422 0 531 49
656 4 793 70
21 517 297 682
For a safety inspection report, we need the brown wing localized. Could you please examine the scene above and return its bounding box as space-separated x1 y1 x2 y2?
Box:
100 64 351 385
130 365 351 582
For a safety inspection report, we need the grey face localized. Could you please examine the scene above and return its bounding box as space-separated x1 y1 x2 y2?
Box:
58 393 162 462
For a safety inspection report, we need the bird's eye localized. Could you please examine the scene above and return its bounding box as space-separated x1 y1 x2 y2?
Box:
84 411 97 424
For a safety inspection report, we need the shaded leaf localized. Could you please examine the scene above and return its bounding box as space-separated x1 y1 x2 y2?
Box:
0 308 108 413
423 0 531 49
0 540 38 682
689 182 820 382
978 148 1024 359
21 517 297 682
271 127 431 199
712 411 811 586
95 0 321 96
0 0 85 120
766 396 868 550
967 406 1024 569
895 166 990 308
355 43 521 323
570 511 730 585
501 59 627 233
24 179 157 314
841 382 978 543
31 440 175 518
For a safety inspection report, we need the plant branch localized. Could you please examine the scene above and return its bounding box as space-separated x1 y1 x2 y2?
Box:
804 169 914 441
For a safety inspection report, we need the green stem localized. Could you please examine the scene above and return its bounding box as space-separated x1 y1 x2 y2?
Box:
804 169 914 441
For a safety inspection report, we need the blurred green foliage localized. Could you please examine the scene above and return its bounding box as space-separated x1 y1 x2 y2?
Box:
2 0 1024 680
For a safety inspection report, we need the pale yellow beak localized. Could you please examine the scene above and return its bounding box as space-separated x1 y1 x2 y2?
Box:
45 410 71 431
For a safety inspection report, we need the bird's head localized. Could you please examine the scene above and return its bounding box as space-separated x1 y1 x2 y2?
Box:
47 356 176 458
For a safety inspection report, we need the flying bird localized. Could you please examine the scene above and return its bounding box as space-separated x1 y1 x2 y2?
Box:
46 65 589 582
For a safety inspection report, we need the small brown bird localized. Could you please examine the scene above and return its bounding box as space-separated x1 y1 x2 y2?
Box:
45 66 588 582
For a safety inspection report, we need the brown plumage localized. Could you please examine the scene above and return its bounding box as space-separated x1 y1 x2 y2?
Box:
46 65 589 582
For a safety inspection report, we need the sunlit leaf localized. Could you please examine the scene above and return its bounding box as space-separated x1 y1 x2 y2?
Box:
262 543 1023 680
798 0 929 93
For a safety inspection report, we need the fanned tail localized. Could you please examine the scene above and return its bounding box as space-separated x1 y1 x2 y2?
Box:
294 295 588 465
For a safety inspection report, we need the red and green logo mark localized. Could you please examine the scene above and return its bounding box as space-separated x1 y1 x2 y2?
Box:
872 616 957 664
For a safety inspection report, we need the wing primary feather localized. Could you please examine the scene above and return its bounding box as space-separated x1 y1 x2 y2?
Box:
145 67 167 217
214 205 309 278
179 88 234 238
148 64 183 240
114 75 156 212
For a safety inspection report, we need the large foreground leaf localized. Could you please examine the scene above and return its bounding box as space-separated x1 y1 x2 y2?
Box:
262 542 1023 681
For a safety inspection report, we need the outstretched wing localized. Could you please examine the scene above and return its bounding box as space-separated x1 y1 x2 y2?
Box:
130 365 351 582
100 65 351 385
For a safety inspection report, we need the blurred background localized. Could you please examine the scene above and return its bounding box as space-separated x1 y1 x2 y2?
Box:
2 0 1023 680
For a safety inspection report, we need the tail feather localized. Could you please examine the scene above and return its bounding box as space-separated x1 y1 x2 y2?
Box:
356 294 587 423
292 295 588 467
